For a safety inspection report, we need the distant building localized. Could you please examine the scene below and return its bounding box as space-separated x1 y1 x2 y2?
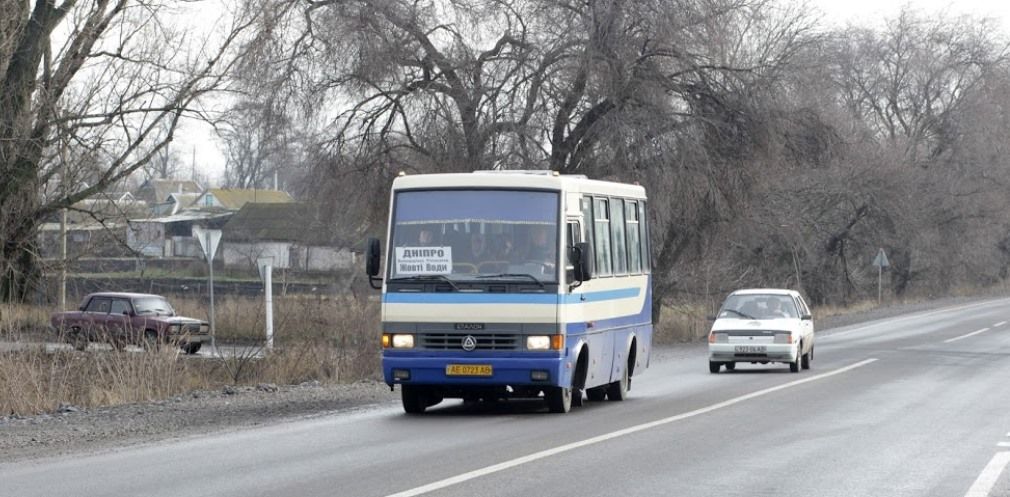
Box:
191 188 293 211
134 179 203 204
221 203 354 271
127 211 232 258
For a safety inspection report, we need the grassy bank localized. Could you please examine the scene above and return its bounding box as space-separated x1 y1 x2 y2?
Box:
0 297 380 416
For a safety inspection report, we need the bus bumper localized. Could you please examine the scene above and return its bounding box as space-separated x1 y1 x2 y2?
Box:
383 354 570 389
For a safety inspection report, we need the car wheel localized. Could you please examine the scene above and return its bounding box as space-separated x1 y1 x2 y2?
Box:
142 330 162 351
709 361 721 374
725 362 736 371
789 346 802 373
801 345 812 370
182 342 202 355
401 385 428 414
586 386 607 401
607 363 630 401
68 326 88 351
545 386 572 413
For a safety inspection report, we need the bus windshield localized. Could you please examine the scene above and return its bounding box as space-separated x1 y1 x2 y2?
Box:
389 189 559 283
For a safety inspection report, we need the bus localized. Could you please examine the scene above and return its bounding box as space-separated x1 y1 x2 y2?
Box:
365 170 652 414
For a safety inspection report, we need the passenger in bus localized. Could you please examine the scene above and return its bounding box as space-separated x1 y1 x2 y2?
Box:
461 233 489 264
417 228 437 246
527 225 556 268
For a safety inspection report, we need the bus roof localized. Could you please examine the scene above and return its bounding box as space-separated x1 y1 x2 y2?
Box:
391 171 647 199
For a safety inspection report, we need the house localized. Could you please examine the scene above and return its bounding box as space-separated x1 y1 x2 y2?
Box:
70 192 149 223
220 203 354 271
157 192 201 216
135 178 202 203
127 211 233 258
38 222 131 258
191 188 293 211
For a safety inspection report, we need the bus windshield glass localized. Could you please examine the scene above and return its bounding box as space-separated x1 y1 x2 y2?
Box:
389 189 559 283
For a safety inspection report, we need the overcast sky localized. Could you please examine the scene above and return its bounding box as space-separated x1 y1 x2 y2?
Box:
173 0 1010 187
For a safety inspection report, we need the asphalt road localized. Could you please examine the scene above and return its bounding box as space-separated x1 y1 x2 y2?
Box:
3 299 1010 497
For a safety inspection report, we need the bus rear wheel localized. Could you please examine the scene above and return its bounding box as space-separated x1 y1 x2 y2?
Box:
607 362 630 401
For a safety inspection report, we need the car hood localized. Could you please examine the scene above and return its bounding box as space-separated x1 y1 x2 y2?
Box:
710 317 801 332
143 316 206 325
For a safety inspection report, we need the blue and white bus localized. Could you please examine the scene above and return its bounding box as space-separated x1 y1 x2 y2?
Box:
365 171 652 413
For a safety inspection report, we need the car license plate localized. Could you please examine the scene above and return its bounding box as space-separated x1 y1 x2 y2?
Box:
734 345 766 353
445 364 493 376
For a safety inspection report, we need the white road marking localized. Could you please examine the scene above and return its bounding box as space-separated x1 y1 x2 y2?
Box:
994 321 1007 327
383 358 879 497
823 299 1010 340
998 442 1010 448
945 328 991 344
964 452 1010 497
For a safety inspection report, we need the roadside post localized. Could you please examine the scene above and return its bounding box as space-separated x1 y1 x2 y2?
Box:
872 248 890 304
193 226 223 353
257 257 274 351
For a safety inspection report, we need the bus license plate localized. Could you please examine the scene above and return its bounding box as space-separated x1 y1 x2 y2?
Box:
735 345 766 353
446 364 493 376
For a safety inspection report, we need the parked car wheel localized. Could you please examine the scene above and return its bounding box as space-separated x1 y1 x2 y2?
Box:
182 342 202 355
142 330 162 351
68 326 88 351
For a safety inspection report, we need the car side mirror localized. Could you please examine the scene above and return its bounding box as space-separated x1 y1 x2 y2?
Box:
573 242 594 282
706 315 717 321
365 238 383 289
123 310 130 316
801 313 812 320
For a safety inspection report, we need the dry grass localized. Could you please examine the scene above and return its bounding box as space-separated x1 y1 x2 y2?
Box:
0 304 49 340
0 296 382 416
0 348 212 416
654 303 711 343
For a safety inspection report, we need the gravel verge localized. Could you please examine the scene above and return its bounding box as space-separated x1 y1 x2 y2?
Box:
1 380 398 463
3 294 1005 463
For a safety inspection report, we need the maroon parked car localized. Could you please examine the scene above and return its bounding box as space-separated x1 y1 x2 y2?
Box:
50 292 210 354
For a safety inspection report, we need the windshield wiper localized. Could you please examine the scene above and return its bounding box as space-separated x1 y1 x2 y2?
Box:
723 308 755 319
388 275 460 291
475 273 545 289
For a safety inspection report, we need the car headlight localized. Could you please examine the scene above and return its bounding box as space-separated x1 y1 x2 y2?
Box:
391 334 415 349
526 335 551 351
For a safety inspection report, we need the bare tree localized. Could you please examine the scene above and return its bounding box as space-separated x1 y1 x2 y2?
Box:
0 0 258 301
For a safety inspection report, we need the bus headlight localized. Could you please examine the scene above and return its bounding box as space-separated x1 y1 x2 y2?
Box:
391 334 415 349
527 335 551 350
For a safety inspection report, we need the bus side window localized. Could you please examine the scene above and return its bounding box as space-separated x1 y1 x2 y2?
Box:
594 198 612 276
626 200 641 273
640 200 650 272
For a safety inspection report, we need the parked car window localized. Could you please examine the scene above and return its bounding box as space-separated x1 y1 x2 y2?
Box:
110 299 132 315
85 298 111 313
133 296 175 316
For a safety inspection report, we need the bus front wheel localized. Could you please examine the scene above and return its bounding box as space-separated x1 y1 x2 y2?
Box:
401 385 437 414
545 386 572 413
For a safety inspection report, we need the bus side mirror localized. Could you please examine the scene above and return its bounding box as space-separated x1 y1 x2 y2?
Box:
365 238 382 289
573 242 594 282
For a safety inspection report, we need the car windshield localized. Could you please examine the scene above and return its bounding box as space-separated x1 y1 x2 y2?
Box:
132 296 175 316
388 189 559 284
718 294 798 319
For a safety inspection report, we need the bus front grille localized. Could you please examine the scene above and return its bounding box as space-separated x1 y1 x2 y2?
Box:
420 333 520 350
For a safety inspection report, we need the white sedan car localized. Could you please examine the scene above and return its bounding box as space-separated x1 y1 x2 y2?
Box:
707 289 815 373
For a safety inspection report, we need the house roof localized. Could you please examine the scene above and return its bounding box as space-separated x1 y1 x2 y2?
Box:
129 211 233 224
135 179 203 203
198 189 293 210
222 203 332 245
